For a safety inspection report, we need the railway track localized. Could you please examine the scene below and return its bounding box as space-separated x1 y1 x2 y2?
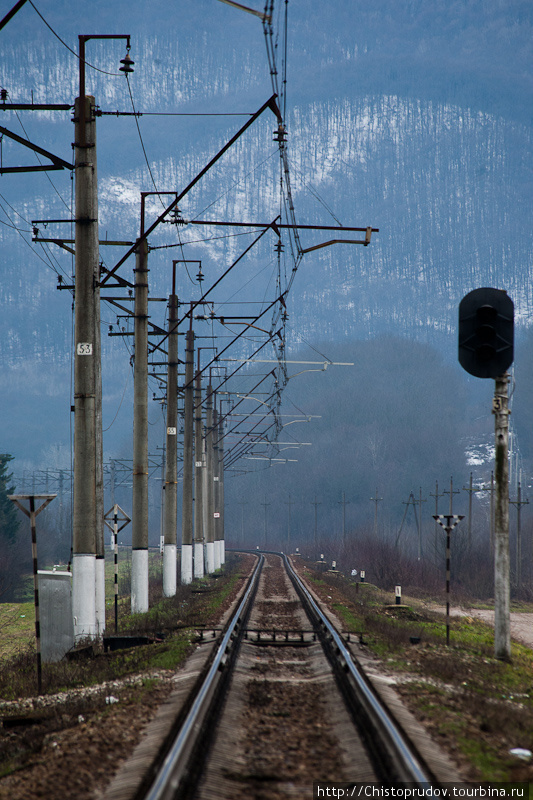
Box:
106 553 450 800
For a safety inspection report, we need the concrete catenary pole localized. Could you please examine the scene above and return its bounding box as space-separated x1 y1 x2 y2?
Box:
202 433 210 570
213 407 221 568
163 283 178 596
72 92 99 639
193 364 205 579
205 385 216 573
218 410 225 566
95 293 105 635
493 373 511 661
181 327 195 584
131 234 149 613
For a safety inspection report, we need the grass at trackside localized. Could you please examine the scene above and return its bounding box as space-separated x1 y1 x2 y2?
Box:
302 564 533 784
0 602 35 659
0 553 247 701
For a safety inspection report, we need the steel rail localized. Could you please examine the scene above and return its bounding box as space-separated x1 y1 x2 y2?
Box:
282 553 435 786
142 553 264 800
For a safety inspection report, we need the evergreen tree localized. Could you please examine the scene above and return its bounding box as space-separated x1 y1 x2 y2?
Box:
0 454 19 544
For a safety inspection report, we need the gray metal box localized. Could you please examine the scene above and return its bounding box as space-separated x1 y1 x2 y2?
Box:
38 570 74 662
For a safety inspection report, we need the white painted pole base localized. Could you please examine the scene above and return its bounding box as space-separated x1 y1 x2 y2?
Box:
194 542 204 579
206 541 216 574
219 539 225 566
163 544 177 597
131 549 149 613
181 544 193 585
213 541 221 571
95 555 106 637
73 554 96 640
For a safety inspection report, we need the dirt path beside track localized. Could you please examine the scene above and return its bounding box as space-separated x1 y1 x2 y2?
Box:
439 606 533 649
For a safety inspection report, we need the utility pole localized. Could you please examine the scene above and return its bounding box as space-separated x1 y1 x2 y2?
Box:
181 325 195 584
493 374 511 661
163 273 179 596
261 495 270 549
109 459 116 508
429 481 444 555
418 487 427 560
156 444 165 555
285 493 295 553
238 501 248 546
509 482 529 591
131 207 149 613
72 34 132 641
396 492 418 549
433 514 465 646
462 472 475 552
218 408 226 566
213 407 221 566
193 358 205 579
443 476 460 516
490 470 495 555
72 84 99 640
205 384 216 572
369 489 381 538
311 494 321 551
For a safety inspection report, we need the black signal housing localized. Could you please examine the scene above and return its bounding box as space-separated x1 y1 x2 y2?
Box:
458 288 514 379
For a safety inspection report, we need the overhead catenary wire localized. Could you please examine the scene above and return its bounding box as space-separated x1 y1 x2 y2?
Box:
28 0 123 77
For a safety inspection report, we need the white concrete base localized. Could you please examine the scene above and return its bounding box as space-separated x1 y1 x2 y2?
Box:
163 544 177 597
181 544 193 585
72 554 96 640
219 539 225 565
131 549 149 613
205 541 216 574
194 542 204 579
95 556 106 637
213 540 221 571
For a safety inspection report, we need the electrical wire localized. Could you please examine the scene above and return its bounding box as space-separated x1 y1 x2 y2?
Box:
0 195 57 270
103 367 131 432
286 155 344 227
28 1 122 77
149 228 264 251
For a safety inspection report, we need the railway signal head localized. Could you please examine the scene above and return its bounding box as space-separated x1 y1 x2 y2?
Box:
458 288 514 379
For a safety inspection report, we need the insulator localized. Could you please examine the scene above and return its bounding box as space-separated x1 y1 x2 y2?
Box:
273 124 287 143
119 52 135 74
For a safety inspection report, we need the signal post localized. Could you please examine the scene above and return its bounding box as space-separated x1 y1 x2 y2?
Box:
458 287 514 661
493 374 511 660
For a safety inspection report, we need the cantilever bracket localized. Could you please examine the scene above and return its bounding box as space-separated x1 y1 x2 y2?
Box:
0 125 73 173
301 228 375 254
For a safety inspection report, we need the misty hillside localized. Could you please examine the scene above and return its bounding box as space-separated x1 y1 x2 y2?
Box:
0 0 531 487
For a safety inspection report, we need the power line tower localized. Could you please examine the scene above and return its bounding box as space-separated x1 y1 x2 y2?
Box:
311 494 321 552
261 496 270 549
285 493 295 553
429 480 446 557
509 482 529 591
